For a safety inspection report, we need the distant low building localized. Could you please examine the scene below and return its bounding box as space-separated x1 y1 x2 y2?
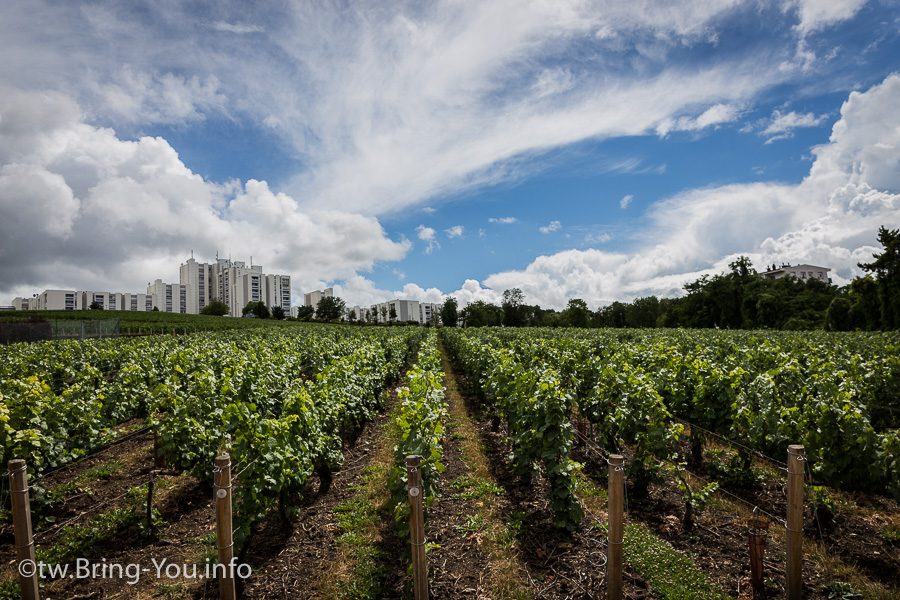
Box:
760 263 831 283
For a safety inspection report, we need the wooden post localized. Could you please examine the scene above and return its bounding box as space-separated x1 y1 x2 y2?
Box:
406 455 428 600
214 454 236 600
9 459 39 600
786 445 805 600
748 515 769 599
607 454 625 600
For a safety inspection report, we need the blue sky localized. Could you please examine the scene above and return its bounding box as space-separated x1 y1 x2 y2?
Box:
1 1 898 308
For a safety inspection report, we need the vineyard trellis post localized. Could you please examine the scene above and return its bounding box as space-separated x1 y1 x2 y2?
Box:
406 455 428 600
786 445 805 600
748 514 769 599
607 454 625 600
214 454 237 600
8 459 40 600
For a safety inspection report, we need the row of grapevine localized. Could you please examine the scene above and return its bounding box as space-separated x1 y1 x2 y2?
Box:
388 330 448 526
442 329 583 529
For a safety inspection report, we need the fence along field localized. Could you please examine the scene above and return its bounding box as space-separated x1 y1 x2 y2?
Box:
0 324 898 598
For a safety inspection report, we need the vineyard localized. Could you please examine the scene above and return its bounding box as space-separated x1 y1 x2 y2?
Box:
0 325 898 599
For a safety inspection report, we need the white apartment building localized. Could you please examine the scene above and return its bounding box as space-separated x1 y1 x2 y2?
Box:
10 254 292 317
761 263 831 283
264 274 292 313
147 279 187 314
179 257 213 314
36 290 77 310
369 299 422 324
11 297 33 310
420 302 440 325
121 293 153 312
76 291 121 311
179 256 292 317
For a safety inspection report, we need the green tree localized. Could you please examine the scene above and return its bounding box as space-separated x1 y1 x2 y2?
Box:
271 305 286 320
201 300 229 316
295 305 315 321
501 288 527 327
461 301 502 327
242 301 270 319
89 301 103 310
561 299 590 327
379 305 388 323
625 296 660 328
440 297 458 327
826 297 852 331
389 304 397 323
848 276 881 330
858 226 900 328
316 296 346 321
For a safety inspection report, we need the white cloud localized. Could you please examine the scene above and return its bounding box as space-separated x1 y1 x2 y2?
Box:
539 220 562 234
0 1 799 216
656 103 743 136
620 194 634 209
211 21 264 34
449 74 900 308
488 216 517 224
0 88 408 300
761 109 830 142
790 0 868 35
415 224 440 254
585 232 613 244
445 225 465 238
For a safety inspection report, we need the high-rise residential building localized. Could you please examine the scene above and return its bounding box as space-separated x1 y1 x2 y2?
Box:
265 274 292 313
179 257 213 314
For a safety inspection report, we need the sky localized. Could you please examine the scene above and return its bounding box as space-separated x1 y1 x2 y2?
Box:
1 0 898 310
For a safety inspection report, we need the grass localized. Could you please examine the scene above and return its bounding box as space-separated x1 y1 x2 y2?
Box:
623 524 730 600
325 453 394 599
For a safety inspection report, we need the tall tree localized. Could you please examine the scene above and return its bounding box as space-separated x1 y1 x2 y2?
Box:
440 297 458 327
561 299 590 328
859 226 900 328
316 296 346 321
501 288 527 327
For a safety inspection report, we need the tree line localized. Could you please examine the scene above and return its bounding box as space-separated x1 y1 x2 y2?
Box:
445 226 899 331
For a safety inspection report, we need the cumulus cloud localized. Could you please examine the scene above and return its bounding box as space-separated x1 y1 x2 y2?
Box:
488 216 517 224
0 88 408 300
445 225 465 238
539 220 562 234
620 194 634 209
